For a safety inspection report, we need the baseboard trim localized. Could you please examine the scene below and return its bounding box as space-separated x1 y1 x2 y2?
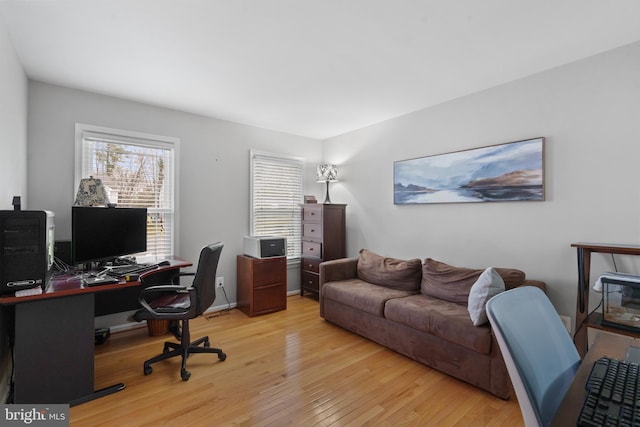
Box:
105 302 238 334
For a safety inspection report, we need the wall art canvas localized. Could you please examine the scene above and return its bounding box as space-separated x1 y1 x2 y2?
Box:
394 137 544 204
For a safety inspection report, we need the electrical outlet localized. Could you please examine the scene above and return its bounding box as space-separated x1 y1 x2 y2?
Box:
216 276 224 288
559 315 572 334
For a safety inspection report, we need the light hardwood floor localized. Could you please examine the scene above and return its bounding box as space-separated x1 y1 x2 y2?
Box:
70 296 524 426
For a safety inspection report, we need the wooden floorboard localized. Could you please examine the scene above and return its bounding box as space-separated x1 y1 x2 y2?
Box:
70 295 524 426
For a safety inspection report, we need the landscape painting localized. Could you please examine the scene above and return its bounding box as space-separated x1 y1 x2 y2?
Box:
394 137 544 204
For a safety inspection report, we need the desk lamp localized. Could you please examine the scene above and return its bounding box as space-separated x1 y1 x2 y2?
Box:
74 177 112 206
317 164 338 204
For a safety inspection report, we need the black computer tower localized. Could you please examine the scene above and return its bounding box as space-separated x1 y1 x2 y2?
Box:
0 210 55 294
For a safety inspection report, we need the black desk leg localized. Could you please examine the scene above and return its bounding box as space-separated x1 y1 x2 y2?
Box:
68 383 125 406
14 293 125 405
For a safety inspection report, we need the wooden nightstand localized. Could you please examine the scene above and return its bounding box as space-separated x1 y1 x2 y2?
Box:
237 255 287 317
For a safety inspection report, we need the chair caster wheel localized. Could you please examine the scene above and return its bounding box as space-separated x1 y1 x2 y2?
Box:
181 370 191 381
144 365 152 376
219 352 227 361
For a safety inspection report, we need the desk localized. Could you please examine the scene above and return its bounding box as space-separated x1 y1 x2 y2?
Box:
0 257 191 405
550 332 637 426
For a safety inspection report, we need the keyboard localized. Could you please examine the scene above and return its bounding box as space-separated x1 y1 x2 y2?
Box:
105 263 157 278
84 275 119 287
578 356 640 426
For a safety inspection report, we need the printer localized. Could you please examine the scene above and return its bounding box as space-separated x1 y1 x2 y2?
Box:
242 236 286 259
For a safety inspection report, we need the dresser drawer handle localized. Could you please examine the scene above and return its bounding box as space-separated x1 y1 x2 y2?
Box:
310 228 315 232
308 264 313 268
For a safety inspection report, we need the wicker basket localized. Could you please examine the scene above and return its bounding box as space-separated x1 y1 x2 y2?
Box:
147 319 170 336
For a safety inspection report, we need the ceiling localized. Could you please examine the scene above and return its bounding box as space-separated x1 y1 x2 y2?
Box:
2 1 640 140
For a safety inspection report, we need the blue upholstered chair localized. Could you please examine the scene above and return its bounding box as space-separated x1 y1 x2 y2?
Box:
486 286 581 427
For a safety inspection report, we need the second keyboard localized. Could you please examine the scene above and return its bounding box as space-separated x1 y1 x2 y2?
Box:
105 263 157 278
578 356 640 426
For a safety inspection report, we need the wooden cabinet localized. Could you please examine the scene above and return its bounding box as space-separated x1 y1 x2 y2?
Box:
301 203 346 298
237 255 287 317
571 242 640 357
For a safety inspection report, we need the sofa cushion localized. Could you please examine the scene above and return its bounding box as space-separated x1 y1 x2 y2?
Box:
384 294 493 354
421 258 525 304
357 249 422 291
322 279 416 317
468 267 505 326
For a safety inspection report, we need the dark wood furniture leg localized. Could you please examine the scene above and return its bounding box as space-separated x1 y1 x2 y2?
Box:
574 247 591 358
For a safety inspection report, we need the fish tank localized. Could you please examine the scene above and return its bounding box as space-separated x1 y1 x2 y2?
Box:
601 274 640 332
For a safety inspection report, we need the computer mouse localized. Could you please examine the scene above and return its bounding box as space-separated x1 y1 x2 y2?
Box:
158 260 171 266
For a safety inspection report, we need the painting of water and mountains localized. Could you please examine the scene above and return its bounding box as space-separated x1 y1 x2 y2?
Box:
394 137 544 204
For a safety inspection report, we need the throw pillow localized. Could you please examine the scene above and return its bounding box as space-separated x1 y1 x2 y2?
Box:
468 267 505 326
421 258 525 303
357 249 422 291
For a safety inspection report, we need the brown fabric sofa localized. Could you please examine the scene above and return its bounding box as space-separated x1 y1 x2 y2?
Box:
319 250 546 399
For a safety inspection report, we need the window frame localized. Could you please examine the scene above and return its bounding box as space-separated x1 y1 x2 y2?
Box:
250 149 304 263
74 123 180 262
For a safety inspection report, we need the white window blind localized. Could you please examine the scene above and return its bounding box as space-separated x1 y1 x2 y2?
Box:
250 151 303 260
76 124 178 262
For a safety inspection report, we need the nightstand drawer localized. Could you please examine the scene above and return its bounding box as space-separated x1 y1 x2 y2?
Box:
301 257 321 274
252 257 286 287
303 223 322 239
302 241 321 258
301 270 319 293
252 283 286 314
302 204 322 221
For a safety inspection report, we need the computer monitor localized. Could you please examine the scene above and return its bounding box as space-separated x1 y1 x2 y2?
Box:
72 206 147 265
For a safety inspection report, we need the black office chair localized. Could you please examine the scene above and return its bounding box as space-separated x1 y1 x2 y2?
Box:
133 242 226 381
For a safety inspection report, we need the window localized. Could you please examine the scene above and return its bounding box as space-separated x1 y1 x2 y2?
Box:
75 124 179 262
250 150 303 261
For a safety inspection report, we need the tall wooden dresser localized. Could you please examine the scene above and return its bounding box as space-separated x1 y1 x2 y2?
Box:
300 203 346 298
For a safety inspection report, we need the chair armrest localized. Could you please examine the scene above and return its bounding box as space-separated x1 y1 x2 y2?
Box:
143 284 190 293
138 285 196 318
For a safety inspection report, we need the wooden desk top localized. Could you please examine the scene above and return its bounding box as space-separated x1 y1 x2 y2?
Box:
550 332 637 426
0 256 192 305
571 242 640 254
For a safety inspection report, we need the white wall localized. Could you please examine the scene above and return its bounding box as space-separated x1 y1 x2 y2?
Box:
323 41 640 329
0 18 27 404
22 41 640 332
0 18 27 209
27 82 324 324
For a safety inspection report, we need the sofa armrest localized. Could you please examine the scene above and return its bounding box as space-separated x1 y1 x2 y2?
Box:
319 258 358 287
319 257 358 318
